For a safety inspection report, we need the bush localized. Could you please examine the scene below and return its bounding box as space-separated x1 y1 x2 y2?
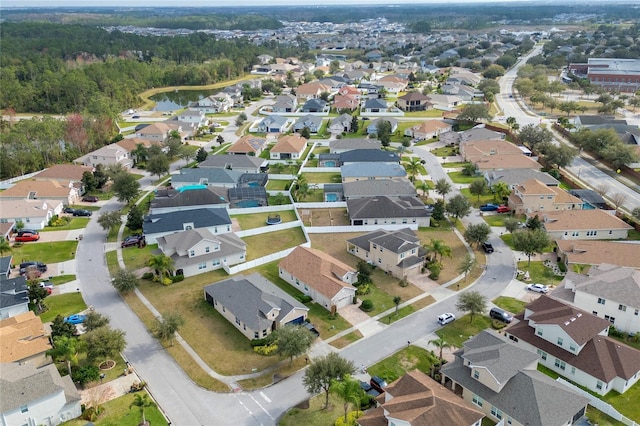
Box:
492 320 507 330
253 343 278 356
355 283 370 295
72 365 100 385
360 299 374 312
171 274 184 283
250 338 268 347
428 263 441 280
335 410 362 426
398 278 408 287
609 328 625 338
162 277 172 286
48 215 71 227
297 295 312 303
141 272 154 280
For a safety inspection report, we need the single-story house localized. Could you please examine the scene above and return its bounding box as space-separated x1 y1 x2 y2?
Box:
271 94 297 113
270 134 307 160
404 120 453 140
227 135 267 156
347 196 431 227
0 311 52 365
136 122 182 143
171 168 245 189
555 240 640 270
255 115 289 133
328 113 354 134
143 208 232 244
538 209 633 240
342 178 417 200
362 98 390 113
341 163 407 182
0 276 29 320
198 154 267 173
397 92 432 112
300 99 327 113
366 118 399 135
150 186 229 214
339 149 400 165
0 200 63 231
426 94 463 110
330 138 381 153
293 115 324 134
203 273 309 340
332 94 359 111
0 180 81 206
177 108 207 126
295 82 332 103
484 169 560 189
33 164 94 184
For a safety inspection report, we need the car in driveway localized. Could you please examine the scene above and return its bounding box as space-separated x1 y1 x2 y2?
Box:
437 312 456 325
490 307 513 323
526 283 550 293
82 195 99 203
64 314 86 324
370 376 388 394
479 204 499 211
39 280 54 294
302 322 320 338
19 261 47 274
481 241 494 253
63 206 76 214
15 232 40 242
497 205 511 213
359 380 381 397
121 235 144 248
73 209 92 217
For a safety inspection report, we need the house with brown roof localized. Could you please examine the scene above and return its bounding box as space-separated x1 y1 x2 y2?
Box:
136 122 182 142
538 210 633 240
295 82 332 104
460 139 542 171
278 246 357 312
0 180 81 206
75 144 133 169
332 94 360 111
270 134 308 160
0 199 63 231
115 137 163 154
227 135 266 156
553 264 640 334
508 178 583 215
358 370 484 426
397 92 432 112
555 240 640 270
34 164 93 183
505 295 640 395
404 120 452 141
0 311 52 366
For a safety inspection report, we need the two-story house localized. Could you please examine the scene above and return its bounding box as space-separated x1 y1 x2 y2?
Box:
397 92 432 112
271 94 298 113
0 311 52 365
192 93 233 113
177 108 207 126
75 144 133 169
150 186 229 215
505 296 640 396
347 228 426 278
555 240 640 270
508 179 583 215
142 208 232 244
279 246 357 313
0 180 81 206
0 276 29 319
539 209 633 240
136 122 182 143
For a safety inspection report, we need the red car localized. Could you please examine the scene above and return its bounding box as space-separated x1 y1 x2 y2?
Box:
15 232 40 242
497 205 511 213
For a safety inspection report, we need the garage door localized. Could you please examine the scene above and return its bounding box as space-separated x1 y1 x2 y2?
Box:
287 316 305 325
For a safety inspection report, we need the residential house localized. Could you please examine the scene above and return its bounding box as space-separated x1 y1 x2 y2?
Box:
505 296 640 396
366 118 399 135
330 138 381 153
484 169 560 190
0 180 81 206
328 113 354 134
270 134 308 160
300 99 327 113
0 311 52 365
192 93 233 113
199 154 267 173
203 273 309 340
508 179 583 215
341 163 406 182
227 135 267 156
337 85 361 98
293 115 324 134
441 330 589 426
0 276 29 319
228 186 268 208
377 80 406 95
271 94 297 113
553 264 640 334
279 246 357 312
0 362 82 426
171 168 245 189
343 179 417 200
295 82 332 103
115 138 164 160
339 149 400 165
75 144 133 169
441 127 505 146
332 94 359 111
150 186 229 214
143 208 232 244
441 84 480 102
157 228 246 278
33 164 93 184
471 153 542 172
426 94 463 110
404 120 452 140
346 196 431 228
461 139 524 162
255 115 289 133
447 69 482 86
538 210 633 240
347 228 425 278
136 122 181 143
0 223 13 242
0 199 63 231
0 255 11 281
568 189 608 210
362 98 390 113
177 108 207 126
555 240 640 270
397 92 432 112
358 370 484 426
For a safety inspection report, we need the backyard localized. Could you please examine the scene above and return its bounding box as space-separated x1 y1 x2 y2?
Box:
298 208 350 227
232 209 298 230
11 240 79 264
242 227 307 260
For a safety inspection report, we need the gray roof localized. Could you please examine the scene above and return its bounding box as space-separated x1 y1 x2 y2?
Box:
570 264 640 309
0 276 29 310
330 113 353 127
151 186 228 210
340 149 400 164
347 196 429 220
442 331 589 426
330 138 382 152
237 173 268 187
341 163 406 178
157 229 245 270
293 114 323 130
143 208 231 236
0 255 12 278
347 228 420 253
568 189 607 206
198 154 266 170
323 184 343 194
343 179 416 199
485 169 559 187
364 98 388 109
301 99 327 110
228 187 268 206
204 273 307 331
171 168 244 186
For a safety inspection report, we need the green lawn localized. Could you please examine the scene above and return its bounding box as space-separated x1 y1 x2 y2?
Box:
492 296 527 316
68 204 102 211
302 172 342 184
279 394 355 426
441 161 468 169
122 244 158 272
368 345 440 383
436 314 493 348
516 261 564 286
265 179 292 190
40 292 87 323
460 187 498 207
11 241 79 264
40 218 90 232
242 227 307 260
483 214 507 227
379 296 435 325
61 391 167 426
232 210 298 230
431 146 459 157
50 275 76 285
448 171 479 184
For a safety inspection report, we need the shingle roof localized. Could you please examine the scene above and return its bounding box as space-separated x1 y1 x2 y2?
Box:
198 154 266 170
343 179 416 199
364 98 388 109
171 168 244 186
151 187 228 210
34 164 93 181
143 208 231 236
330 138 382 152
398 92 430 101
271 134 307 154
347 228 420 254
227 135 266 154
567 264 640 309
555 240 640 269
0 199 62 219
347 196 429 220
157 229 245 269
0 311 52 362
340 149 399 164
486 169 560 187
0 276 28 311
515 178 556 195
540 210 633 232
341 163 406 178
0 180 75 199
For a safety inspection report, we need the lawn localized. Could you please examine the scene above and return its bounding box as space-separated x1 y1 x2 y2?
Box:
61 391 167 426
602 381 640 423
448 171 479 184
40 218 90 232
242 227 307 260
302 172 342 184
40 292 87 323
11 240 79 264
492 296 527 316
460 187 500 208
441 161 469 169
122 244 158 272
381 296 435 325
482 214 508 227
265 179 292 190
516 261 564 286
368 345 440 383
232 209 298 230
436 314 493 348
279 394 355 426
299 208 350 227
50 274 76 285
329 331 363 349
431 146 459 157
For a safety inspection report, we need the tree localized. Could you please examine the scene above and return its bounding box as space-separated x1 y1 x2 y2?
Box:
393 296 401 315
82 170 98 193
461 162 478 177
84 311 110 332
112 269 138 294
303 353 355 409
131 143 149 166
126 204 144 231
491 181 511 203
147 254 174 284
429 336 452 362
350 115 359 133
455 290 487 323
539 142 577 169
457 104 491 122
330 375 365 424
129 393 157 426
147 154 170 178
51 315 78 339
457 253 476 282
503 217 520 234
434 178 452 201
482 64 506 79
505 116 517 131
300 126 311 140
274 325 315 365
424 238 452 264
601 143 639 169
469 179 488 201
154 313 185 346
83 325 126 365
0 237 11 256
356 260 374 284
518 124 552 151
235 112 247 126
632 207 640 220
376 120 392 147
431 200 445 221
512 229 550 266
526 214 542 230
609 192 628 211
595 183 610 197
195 147 208 162
405 156 422 182
28 281 49 313
47 335 83 376
418 180 431 197
97 211 122 232
216 135 225 145
445 194 472 221
112 173 140 204
464 223 491 248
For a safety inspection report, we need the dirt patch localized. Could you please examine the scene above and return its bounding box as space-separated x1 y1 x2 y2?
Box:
298 208 350 227
99 360 116 370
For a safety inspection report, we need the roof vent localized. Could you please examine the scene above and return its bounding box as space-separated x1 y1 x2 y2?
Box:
564 321 570 326
570 317 576 322
576 313 582 317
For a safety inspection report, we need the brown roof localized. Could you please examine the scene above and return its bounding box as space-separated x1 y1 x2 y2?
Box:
296 82 331 95
0 199 63 218
515 178 556 195
358 370 484 426
462 139 523 160
271 134 307 154
115 137 159 152
228 135 266 154
550 187 582 205
34 164 93 181
0 180 74 199
411 121 451 134
472 154 542 171
556 240 640 269
400 92 430 102
138 122 177 135
540 210 633 232
0 311 52 363
278 246 355 300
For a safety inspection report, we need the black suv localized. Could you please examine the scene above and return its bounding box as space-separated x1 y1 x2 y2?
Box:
73 209 92 217
19 261 48 275
481 241 494 253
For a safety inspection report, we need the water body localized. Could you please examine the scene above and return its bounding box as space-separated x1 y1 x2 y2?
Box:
150 89 221 111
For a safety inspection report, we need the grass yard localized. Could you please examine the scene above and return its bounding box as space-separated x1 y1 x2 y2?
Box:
237 357 307 390
431 146 459 157
448 171 479 184
11 240 79 264
380 296 435 325
585 408 626 426
60 391 167 426
265 179 292 190
105 250 119 277
40 292 87 323
440 161 468 169
279 394 355 426
436 314 493 348
329 331 363 349
40 218 90 232
122 244 158 272
302 172 342 184
516 261 564 286
368 345 440 383
415 227 481 284
232 209 298 230
482 214 508 227
298 208 350 227
69 204 102 211
50 275 76 285
492 296 527 316
242 227 307 260
602 381 640 422
460 187 500 207
295 189 324 202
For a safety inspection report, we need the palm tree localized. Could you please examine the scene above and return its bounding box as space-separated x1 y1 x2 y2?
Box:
404 157 422 182
491 181 511 203
129 393 157 426
424 238 452 264
505 116 517 131
46 335 82 376
418 180 431 197
131 143 149 166
434 178 452 201
147 254 174 284
330 375 364 423
393 296 401 315
0 237 11 256
429 336 452 362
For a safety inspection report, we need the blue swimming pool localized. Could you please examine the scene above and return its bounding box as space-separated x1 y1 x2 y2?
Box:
325 194 339 202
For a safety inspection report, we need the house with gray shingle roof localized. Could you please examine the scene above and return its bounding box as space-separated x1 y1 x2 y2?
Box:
330 138 382 153
171 168 245 189
143 208 232 244
328 113 354 134
362 98 389 113
341 163 406 182
150 186 228 214
203 273 309 340
0 255 12 281
346 196 431 228
366 118 399 135
301 99 327 113
198 154 267 173
0 276 29 320
339 149 400 165
293 115 324 133
271 94 297 113
441 330 589 426
255 115 289 133
484 168 559 190
343 179 416 200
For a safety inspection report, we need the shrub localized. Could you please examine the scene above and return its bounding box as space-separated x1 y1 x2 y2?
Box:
428 263 441 280
48 215 71 227
398 278 408 287
492 320 507 330
297 295 312 303
162 277 172 286
72 365 100 385
171 274 184 283
360 299 374 312
250 338 268 347
335 410 363 426
253 343 278 356
141 272 154 280
609 328 625 338
355 283 370 295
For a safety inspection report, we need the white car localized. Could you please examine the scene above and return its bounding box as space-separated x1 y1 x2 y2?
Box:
437 313 456 325
526 283 550 293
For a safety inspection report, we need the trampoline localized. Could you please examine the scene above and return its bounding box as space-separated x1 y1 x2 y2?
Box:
266 214 282 225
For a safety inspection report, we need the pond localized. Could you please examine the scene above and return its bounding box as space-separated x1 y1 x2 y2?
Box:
150 89 221 111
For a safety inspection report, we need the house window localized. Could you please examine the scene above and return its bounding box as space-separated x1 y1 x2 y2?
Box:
619 304 627 312
20 405 28 413
262 329 267 337
572 231 579 237
199 262 206 270
571 367 576 375
537 349 547 361
373 244 377 249
185 225 193 230
472 394 483 407
557 337 563 346
604 315 615 324
400 253 405 259
205 246 210 253
254 331 259 339
473 370 480 379
411 248 416 254
593 311 598 316
491 406 503 420
597 298 606 305
222 306 225 312
190 250 195 256
243 324 246 331
295 279 300 286
214 244 219 251
378 258 382 264
235 317 240 325
212 259 220 267
554 358 566 371
569 343 576 352
536 329 543 337
596 381 603 390
635 309 639 316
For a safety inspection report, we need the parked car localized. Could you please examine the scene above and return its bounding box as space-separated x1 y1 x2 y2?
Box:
481 241 494 253
16 229 39 236
489 307 513 323
479 204 499 211
64 314 86 324
121 235 144 248
370 376 388 394
73 209 92 217
132 115 140 119
82 195 99 203
15 232 40 242
39 280 54 294
359 380 381 397
497 205 511 213
302 322 320 337
19 261 48 275
437 312 456 325
526 283 550 293
63 206 76 214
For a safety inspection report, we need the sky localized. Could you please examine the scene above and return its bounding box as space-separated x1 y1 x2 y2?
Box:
2 0 534 7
